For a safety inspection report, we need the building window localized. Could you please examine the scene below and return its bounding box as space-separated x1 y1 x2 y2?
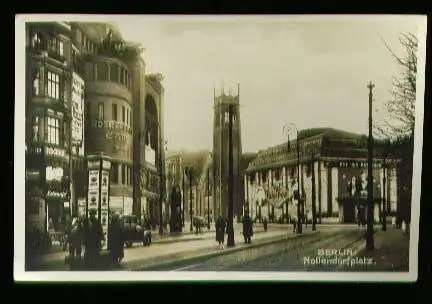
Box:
32 70 41 96
129 166 133 185
31 32 41 49
98 103 104 120
85 62 94 81
59 40 64 57
48 37 64 57
46 71 60 100
111 163 119 183
110 63 119 82
121 164 126 184
112 103 117 121
120 68 125 85
122 106 125 123
97 62 108 81
46 117 60 145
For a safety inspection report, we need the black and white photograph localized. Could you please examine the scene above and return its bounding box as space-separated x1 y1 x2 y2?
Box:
14 15 427 282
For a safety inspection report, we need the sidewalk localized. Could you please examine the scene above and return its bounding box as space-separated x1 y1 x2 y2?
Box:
31 224 277 270
355 228 410 271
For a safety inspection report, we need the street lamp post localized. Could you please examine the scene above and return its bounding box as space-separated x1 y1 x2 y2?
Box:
284 123 302 234
382 139 390 232
366 81 375 251
182 165 185 228
207 168 211 230
282 125 290 223
311 153 317 231
185 166 194 232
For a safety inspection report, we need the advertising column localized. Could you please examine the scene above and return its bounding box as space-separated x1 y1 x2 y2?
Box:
100 159 111 250
86 155 111 250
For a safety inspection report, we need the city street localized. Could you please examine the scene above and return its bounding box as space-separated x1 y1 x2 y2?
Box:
32 222 287 270
146 226 409 272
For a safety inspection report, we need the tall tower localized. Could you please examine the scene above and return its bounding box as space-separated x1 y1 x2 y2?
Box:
212 84 243 219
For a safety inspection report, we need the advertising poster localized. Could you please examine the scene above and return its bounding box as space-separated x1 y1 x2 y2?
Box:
71 72 84 146
101 171 109 192
100 209 109 250
87 189 99 216
101 190 109 210
88 170 100 190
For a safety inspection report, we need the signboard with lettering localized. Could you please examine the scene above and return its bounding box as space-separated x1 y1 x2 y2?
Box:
45 146 66 158
71 72 84 146
337 160 382 169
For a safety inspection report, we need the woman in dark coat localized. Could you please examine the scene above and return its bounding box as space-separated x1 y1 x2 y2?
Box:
215 215 226 249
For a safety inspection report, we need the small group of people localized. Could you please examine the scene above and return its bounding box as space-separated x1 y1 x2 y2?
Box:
66 211 124 269
214 213 254 249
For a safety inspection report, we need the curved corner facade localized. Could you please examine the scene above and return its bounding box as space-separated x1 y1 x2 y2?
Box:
83 56 134 212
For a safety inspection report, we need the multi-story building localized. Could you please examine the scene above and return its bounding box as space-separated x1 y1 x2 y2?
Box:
25 21 166 231
70 23 166 224
25 22 86 231
212 86 243 219
244 128 400 224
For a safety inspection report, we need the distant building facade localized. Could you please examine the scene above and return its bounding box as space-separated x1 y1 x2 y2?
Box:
245 128 400 224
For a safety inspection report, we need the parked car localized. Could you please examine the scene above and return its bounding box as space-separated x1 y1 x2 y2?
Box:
121 215 152 248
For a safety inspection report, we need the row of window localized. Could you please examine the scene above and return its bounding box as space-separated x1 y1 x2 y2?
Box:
32 69 63 100
110 163 133 185
85 62 132 90
29 32 65 59
95 102 132 127
30 114 65 146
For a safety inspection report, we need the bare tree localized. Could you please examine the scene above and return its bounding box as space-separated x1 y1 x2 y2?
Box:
377 33 418 139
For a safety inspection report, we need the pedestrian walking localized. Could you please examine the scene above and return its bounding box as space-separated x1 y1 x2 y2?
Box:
243 212 253 244
291 214 297 233
215 215 226 249
108 213 124 268
68 216 84 268
263 216 268 232
83 210 104 270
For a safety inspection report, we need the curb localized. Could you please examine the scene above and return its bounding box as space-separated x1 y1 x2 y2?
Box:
152 228 275 245
131 231 321 271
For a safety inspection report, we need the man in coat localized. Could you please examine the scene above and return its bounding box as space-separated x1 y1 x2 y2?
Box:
215 215 226 249
243 212 253 244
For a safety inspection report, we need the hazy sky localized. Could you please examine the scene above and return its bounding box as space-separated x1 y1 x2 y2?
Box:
115 16 420 153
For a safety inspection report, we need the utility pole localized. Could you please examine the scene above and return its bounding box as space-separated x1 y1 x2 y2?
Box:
366 81 375 251
227 104 235 248
311 154 317 231
296 130 302 234
382 145 388 231
182 165 185 228
158 142 164 235
207 168 211 230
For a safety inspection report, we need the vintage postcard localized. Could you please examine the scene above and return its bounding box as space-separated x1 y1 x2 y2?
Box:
14 14 427 282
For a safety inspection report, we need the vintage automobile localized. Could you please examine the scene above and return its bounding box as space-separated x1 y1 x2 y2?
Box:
122 215 152 248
